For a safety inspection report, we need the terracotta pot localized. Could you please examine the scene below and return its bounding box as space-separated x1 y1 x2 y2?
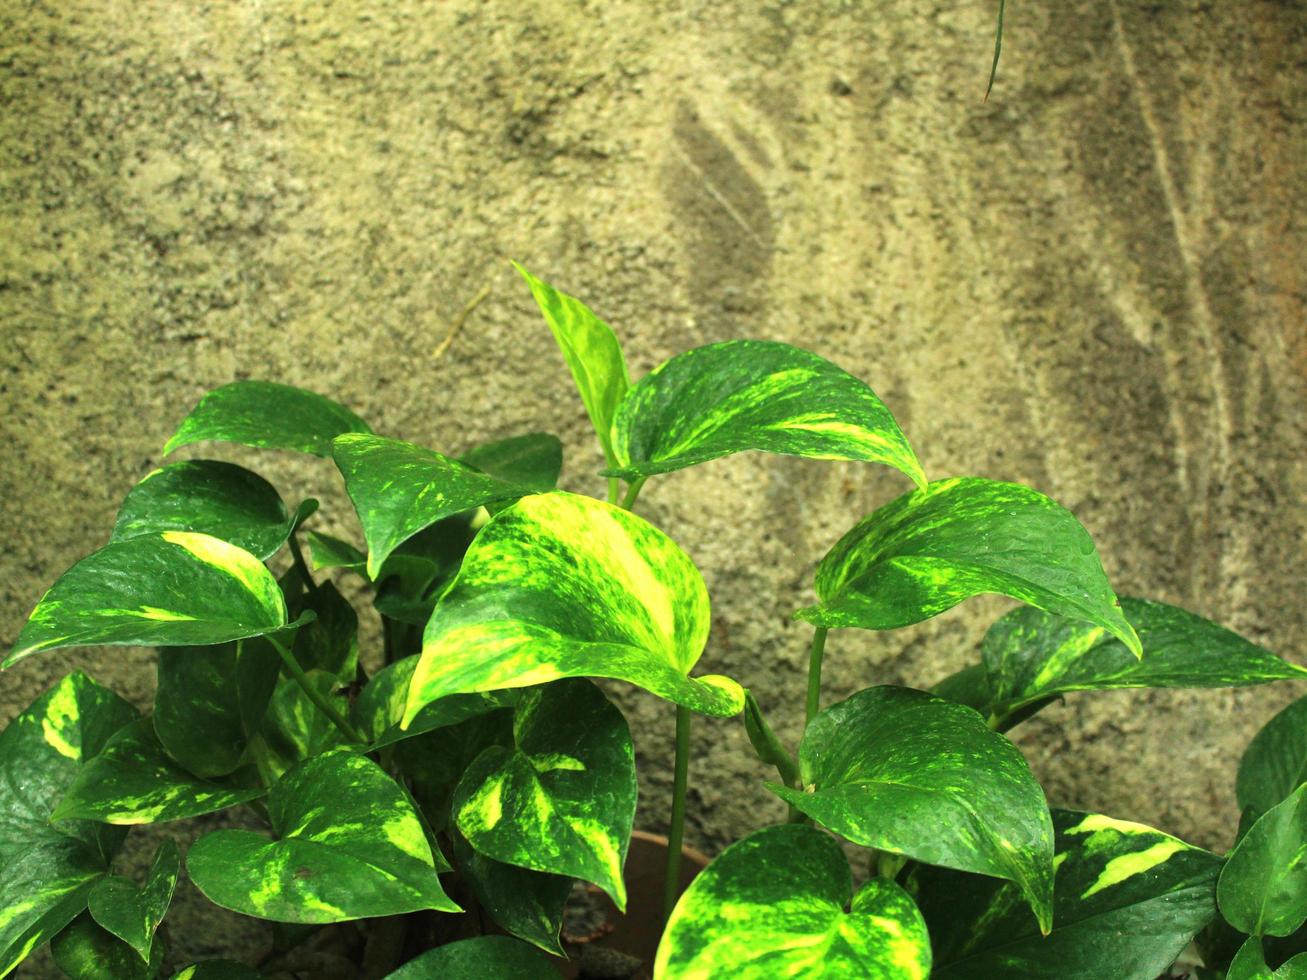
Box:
558 830 711 979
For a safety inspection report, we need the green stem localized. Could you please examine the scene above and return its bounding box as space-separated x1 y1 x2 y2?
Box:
606 475 621 505
805 627 829 727
663 704 692 922
268 635 363 744
288 533 318 595
619 477 646 511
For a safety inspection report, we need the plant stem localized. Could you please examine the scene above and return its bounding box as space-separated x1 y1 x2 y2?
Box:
268 635 363 744
619 477 646 511
663 704 692 922
805 627 829 727
288 533 318 595
607 475 621 505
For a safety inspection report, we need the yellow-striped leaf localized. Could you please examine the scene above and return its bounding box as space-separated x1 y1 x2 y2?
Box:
5 532 288 669
796 477 1141 657
610 339 926 488
404 492 744 723
655 824 931 979
353 656 511 749
88 839 179 963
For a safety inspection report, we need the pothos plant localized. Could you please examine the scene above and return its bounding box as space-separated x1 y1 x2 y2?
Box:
2 264 1305 980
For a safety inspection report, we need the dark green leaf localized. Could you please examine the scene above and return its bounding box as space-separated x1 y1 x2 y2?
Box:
0 673 137 977
370 515 482 628
1240 694 1307 826
656 824 931 979
252 671 355 782
1220 784 1307 937
187 749 459 922
333 433 529 579
164 380 371 458
88 839 179 962
406 492 744 722
461 433 564 493
50 913 164 980
384 935 556 979
398 710 514 835
353 656 511 749
514 264 629 467
171 963 266 980
305 531 367 576
609 339 926 488
289 581 358 684
769 685 1055 932
795 477 1141 659
915 809 1221 979
111 461 294 561
53 719 264 825
451 832 570 955
5 532 288 668
1228 936 1307 980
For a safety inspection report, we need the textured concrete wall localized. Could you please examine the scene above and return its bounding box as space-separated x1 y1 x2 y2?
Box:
2 0 1305 972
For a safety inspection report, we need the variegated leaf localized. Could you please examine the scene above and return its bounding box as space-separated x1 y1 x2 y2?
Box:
1220 784 1307 937
187 749 459 922
796 477 1141 658
460 432 563 493
251 670 355 782
1239 694 1307 826
405 492 744 723
452 679 637 908
353 656 511 749
384 935 557 979
53 719 264 825
915 809 1221 979
399 710 514 835
4 532 288 668
164 380 371 457
451 832 571 955
769 686 1055 932
333 433 529 579
50 912 164 980
88 839 179 963
655 824 931 979
609 339 927 489
1228 936 1307 980
0 673 138 978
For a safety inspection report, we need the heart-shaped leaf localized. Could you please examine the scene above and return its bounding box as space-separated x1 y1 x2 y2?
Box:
164 380 371 457
461 433 564 493
5 532 288 668
609 339 926 489
1228 936 1307 980
1220 784 1307 937
88 839 179 963
770 685 1055 932
333 433 530 579
0 673 138 978
187 749 459 922
451 832 571 955
385 935 557 979
400 711 514 835
515 264 630 467
50 913 164 980
915 809 1221 979
1239 694 1307 827
111 461 295 561
655 824 931 979
405 492 744 722
796 477 1141 658
251 671 355 782
354 656 512 749
453 679 637 908
53 719 264 825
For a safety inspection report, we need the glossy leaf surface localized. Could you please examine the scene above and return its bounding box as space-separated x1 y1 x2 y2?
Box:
334 433 529 578
88 839 179 962
253 671 354 781
353 656 511 749
451 832 570 955
188 750 458 922
54 719 264 825
610 339 926 488
1240 695 1307 825
164 380 371 457
6 532 287 668
461 432 564 493
305 531 367 576
385 934 557 979
407 492 742 722
453 680 636 908
1220 784 1307 937
288 581 359 684
0 673 137 978
796 477 1140 658
1228 936 1307 980
50 913 164 980
770 686 1055 932
655 824 931 979
916 809 1221 979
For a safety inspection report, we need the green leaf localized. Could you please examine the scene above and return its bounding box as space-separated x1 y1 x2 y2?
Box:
461 433 564 493
53 719 264 825
305 531 367 576
384 935 557 979
1240 694 1307 826
915 809 1222 979
111 461 295 561
397 711 514 834
164 380 371 457
769 685 1055 932
252 671 355 782
1220 784 1307 937
451 832 570 955
453 679 637 908
0 673 137 978
153 639 280 778
609 339 926 489
187 749 459 922
5 532 288 668
353 656 511 749
333 433 529 579
514 264 630 466
171 963 266 980
742 691 799 788
795 477 1141 658
50 913 164 980
979 599 1303 724
405 492 744 722
289 581 359 684
655 824 931 979
1229 936 1307 980
88 839 179 963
